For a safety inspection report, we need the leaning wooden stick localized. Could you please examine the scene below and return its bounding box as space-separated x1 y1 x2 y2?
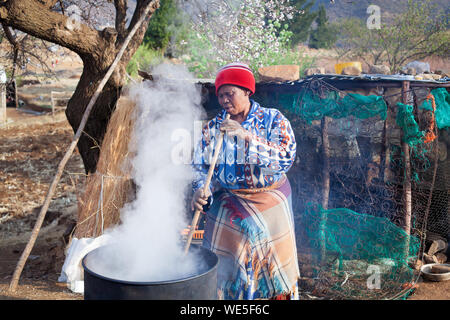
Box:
9 1 158 292
184 113 230 254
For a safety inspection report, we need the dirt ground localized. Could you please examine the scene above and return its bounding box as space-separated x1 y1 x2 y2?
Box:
0 110 84 300
0 48 448 300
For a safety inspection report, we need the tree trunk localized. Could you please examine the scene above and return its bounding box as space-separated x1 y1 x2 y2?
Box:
65 62 125 173
7 2 158 291
1 0 160 173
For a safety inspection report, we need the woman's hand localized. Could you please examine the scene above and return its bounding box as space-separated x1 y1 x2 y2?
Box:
191 188 212 212
220 119 251 141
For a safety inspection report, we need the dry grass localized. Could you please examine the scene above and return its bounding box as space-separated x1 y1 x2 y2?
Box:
74 96 137 238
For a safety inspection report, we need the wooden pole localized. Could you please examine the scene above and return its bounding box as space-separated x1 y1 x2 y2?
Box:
51 91 55 118
421 135 439 259
184 114 230 254
13 79 19 109
0 83 6 124
8 1 158 292
381 103 391 183
320 116 331 264
401 81 412 260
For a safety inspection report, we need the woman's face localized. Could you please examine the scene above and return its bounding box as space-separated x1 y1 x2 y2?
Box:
217 85 251 116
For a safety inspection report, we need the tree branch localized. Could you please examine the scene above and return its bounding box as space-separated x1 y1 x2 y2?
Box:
128 0 159 34
1 0 105 58
1 23 19 79
114 0 127 42
40 0 59 9
119 0 159 62
58 0 64 15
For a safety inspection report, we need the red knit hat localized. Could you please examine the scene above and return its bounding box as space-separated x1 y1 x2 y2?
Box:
215 63 255 96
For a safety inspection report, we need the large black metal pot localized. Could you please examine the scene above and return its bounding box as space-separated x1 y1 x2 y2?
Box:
82 244 218 300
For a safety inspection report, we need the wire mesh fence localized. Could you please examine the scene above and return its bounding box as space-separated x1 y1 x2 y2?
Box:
226 79 449 300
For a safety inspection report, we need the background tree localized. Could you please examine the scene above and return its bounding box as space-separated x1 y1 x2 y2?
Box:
173 0 300 77
378 0 449 72
0 0 160 173
143 0 176 52
0 27 64 84
333 0 449 73
287 0 317 46
333 17 386 66
129 0 317 80
308 4 336 49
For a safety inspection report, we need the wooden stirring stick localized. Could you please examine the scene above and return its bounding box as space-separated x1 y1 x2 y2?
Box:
184 113 230 254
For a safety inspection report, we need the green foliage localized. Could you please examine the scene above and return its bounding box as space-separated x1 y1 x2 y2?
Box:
143 0 177 51
172 0 302 78
309 4 337 49
379 0 449 72
177 24 315 79
245 22 301 74
179 32 217 79
333 17 383 64
126 45 164 77
287 0 318 45
141 1 316 79
170 22 218 79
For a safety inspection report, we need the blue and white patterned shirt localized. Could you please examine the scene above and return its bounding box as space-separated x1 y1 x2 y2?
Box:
192 100 296 195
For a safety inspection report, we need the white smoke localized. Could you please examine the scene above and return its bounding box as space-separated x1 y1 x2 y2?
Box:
90 63 207 282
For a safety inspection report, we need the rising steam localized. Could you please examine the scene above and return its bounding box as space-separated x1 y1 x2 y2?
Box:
89 63 207 281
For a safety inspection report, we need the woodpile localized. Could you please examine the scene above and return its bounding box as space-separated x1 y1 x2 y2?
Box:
423 232 449 264
411 232 449 271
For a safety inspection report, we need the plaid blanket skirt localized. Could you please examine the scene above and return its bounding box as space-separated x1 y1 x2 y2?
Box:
202 175 300 300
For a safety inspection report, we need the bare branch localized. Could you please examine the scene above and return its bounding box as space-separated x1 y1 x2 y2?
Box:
128 0 159 34
1 24 19 83
21 45 56 79
58 0 65 15
114 0 127 41
118 0 159 61
1 0 104 57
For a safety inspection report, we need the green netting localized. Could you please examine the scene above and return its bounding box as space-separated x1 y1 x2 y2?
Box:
297 204 420 299
418 88 450 129
302 204 420 264
395 102 425 147
292 90 387 123
419 97 433 111
395 102 434 180
230 81 447 300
